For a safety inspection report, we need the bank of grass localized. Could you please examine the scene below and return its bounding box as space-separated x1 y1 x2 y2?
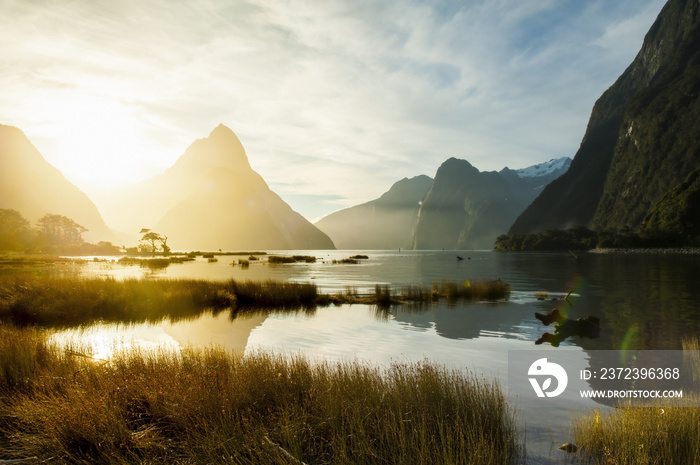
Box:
0 275 319 326
268 255 317 264
0 325 523 464
394 280 511 304
0 276 511 327
117 256 195 269
573 407 700 464
573 336 700 464
0 254 86 267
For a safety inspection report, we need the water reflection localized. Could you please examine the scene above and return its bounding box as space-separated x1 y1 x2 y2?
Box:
534 308 601 347
24 250 700 465
51 311 268 359
245 304 530 368
387 302 531 340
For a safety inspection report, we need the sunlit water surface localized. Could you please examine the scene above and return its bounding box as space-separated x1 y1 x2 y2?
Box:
50 250 700 464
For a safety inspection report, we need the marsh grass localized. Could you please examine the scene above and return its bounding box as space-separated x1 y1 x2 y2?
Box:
573 336 700 464
268 255 317 264
0 254 86 268
117 256 195 269
332 257 360 264
436 280 510 301
573 407 700 464
0 276 317 327
230 280 318 309
0 326 523 464
374 284 393 308
0 275 511 328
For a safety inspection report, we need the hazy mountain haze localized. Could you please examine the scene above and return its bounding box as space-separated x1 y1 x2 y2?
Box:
95 125 335 251
2 0 667 221
411 158 528 250
0 125 116 244
316 157 570 250
315 175 433 249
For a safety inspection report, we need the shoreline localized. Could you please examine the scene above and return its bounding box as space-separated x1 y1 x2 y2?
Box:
588 247 700 255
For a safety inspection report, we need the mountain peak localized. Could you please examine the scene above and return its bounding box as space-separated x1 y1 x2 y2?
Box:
442 157 474 168
434 157 479 182
167 125 251 177
105 124 334 250
206 123 244 151
209 123 235 138
511 157 572 179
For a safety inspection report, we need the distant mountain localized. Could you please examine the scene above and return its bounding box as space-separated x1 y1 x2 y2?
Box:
510 0 700 238
410 156 570 250
100 124 334 251
315 175 433 249
0 124 116 243
317 155 570 251
501 157 572 192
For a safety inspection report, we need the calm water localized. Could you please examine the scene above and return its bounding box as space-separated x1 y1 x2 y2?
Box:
53 250 700 464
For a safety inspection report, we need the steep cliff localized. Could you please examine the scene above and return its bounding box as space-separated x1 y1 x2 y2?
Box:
510 0 700 236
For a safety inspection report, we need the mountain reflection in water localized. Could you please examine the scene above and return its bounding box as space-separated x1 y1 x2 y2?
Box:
49 250 700 464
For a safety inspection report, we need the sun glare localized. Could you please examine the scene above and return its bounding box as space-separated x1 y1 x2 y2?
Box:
33 94 158 188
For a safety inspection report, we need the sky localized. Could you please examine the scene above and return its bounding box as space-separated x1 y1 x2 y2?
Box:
1 0 667 222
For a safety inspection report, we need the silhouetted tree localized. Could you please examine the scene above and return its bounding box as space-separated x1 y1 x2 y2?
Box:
139 229 169 255
140 228 160 255
37 214 87 246
160 235 171 255
96 241 122 254
0 208 32 251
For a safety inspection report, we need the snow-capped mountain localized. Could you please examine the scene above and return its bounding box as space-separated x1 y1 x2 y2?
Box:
499 157 571 193
411 156 573 249
513 157 572 179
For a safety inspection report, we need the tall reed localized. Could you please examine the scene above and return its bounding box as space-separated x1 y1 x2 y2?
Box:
0 325 523 464
0 276 318 327
0 275 511 328
573 336 700 464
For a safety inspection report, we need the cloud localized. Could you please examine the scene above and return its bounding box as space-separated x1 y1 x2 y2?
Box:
0 0 668 219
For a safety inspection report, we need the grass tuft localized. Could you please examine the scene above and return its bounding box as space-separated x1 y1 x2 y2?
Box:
573 408 700 464
573 336 700 464
0 326 523 464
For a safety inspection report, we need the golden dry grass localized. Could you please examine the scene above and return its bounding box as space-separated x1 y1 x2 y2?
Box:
0 325 523 464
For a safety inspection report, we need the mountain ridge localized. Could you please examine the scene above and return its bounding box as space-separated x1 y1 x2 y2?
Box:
317 156 570 250
0 124 116 244
315 175 433 249
510 0 700 237
411 158 526 250
100 124 335 251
